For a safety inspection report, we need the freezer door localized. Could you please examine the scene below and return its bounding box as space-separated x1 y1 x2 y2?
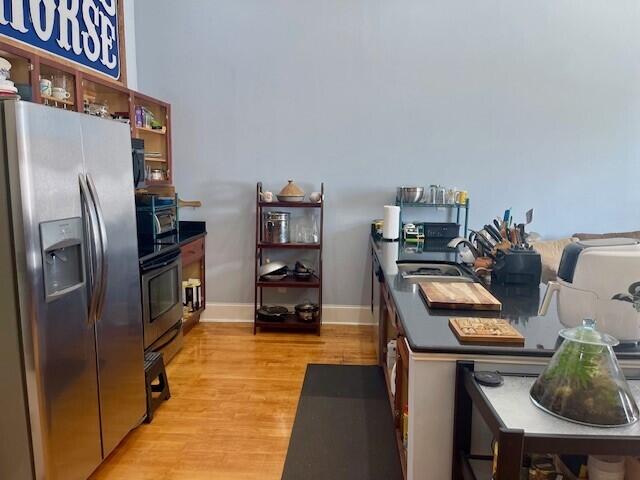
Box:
81 115 146 456
0 112 34 480
3 101 102 479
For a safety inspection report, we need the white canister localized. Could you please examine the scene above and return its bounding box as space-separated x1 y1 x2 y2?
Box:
383 205 400 240
588 456 625 480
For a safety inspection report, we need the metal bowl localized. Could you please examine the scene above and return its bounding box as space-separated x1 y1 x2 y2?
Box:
259 261 287 277
396 186 424 203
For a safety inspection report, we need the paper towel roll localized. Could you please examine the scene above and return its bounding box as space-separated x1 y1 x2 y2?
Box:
383 205 400 240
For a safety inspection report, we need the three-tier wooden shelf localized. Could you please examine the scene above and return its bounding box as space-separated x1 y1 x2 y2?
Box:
254 182 324 334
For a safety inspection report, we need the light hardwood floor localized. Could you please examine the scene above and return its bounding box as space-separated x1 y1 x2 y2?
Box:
90 322 377 480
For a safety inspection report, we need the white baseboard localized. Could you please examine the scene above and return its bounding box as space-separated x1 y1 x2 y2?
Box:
200 302 376 325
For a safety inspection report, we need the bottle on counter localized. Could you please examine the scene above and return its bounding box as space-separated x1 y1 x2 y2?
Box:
188 278 202 310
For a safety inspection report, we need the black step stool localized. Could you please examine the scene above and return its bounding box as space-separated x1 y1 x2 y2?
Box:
144 351 170 423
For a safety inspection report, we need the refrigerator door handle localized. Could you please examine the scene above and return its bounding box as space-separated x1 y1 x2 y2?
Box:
79 173 102 324
86 173 109 322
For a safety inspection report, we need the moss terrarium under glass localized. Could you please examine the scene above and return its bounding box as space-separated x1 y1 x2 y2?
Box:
530 319 639 427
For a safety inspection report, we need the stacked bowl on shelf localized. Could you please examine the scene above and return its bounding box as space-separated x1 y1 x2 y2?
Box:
0 57 18 98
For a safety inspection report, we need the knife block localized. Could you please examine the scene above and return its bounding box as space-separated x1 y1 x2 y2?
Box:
491 248 542 286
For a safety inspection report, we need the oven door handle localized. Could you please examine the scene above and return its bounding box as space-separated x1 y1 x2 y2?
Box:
153 214 162 236
141 256 181 274
141 249 181 273
152 322 182 352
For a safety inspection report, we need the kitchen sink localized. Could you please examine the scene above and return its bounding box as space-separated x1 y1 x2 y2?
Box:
397 262 475 283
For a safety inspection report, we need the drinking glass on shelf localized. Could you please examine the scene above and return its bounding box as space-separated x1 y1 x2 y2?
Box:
311 217 319 243
427 185 438 204
53 75 68 90
445 188 457 205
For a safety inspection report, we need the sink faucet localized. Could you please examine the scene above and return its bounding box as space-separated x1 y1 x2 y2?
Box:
447 237 478 264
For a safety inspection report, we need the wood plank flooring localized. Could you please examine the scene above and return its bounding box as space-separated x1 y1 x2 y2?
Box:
90 322 377 480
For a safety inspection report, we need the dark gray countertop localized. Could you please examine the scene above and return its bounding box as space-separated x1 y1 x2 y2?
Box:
138 221 206 263
371 237 640 359
178 221 207 246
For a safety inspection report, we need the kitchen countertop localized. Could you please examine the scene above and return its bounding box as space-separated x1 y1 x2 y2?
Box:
371 236 640 359
178 221 207 245
138 221 207 263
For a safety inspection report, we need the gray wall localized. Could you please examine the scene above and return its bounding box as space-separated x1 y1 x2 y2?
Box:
134 0 640 306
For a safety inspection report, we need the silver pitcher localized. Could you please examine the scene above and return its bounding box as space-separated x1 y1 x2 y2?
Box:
264 211 290 243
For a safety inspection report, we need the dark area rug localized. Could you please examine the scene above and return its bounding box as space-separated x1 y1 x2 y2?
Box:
281 364 403 480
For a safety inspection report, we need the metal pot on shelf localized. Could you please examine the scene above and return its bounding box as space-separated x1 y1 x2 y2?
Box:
263 211 290 243
293 260 314 281
294 301 320 322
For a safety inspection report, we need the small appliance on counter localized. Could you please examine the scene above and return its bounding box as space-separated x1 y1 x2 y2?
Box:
539 238 640 342
402 223 424 243
136 193 179 241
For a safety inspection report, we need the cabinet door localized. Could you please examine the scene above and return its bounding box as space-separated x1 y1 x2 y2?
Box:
181 237 204 266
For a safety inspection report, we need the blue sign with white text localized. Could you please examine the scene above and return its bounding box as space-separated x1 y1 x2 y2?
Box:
0 0 120 79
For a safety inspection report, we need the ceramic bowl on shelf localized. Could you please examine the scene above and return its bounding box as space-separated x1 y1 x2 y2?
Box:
277 179 305 202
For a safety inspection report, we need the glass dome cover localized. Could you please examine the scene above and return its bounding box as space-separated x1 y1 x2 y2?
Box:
530 319 639 427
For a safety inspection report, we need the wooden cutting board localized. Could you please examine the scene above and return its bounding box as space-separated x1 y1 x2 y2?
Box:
449 317 524 345
419 282 502 311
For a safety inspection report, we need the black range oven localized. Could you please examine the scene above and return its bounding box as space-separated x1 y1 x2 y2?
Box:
140 245 183 362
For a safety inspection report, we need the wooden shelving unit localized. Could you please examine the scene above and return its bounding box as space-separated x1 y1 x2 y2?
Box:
0 39 174 186
254 182 324 334
132 92 172 185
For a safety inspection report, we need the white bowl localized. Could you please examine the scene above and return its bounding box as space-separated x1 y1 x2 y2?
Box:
277 194 305 202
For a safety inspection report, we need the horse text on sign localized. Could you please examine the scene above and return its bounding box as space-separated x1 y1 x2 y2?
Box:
0 0 120 80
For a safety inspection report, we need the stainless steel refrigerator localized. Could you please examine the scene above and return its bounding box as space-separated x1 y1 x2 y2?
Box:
0 101 145 480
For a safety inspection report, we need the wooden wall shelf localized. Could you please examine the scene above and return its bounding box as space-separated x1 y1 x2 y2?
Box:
137 126 167 135
0 39 174 185
40 94 74 106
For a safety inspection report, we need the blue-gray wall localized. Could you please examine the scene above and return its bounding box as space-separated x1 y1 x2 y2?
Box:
134 0 640 306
